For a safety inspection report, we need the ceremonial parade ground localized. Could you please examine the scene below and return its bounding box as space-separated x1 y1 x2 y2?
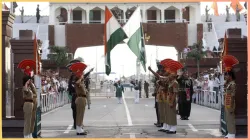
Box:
41 91 221 138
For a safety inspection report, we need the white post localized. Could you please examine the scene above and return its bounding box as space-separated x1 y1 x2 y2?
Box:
180 8 183 23
67 10 71 23
161 9 164 23
142 6 146 23
86 9 90 24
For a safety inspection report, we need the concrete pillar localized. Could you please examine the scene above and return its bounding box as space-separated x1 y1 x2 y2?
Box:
180 9 183 22
161 9 164 23
67 10 71 23
86 10 90 24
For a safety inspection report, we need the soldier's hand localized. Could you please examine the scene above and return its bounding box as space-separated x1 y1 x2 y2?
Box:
148 66 151 71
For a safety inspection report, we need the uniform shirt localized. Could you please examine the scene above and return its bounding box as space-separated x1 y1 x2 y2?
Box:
75 82 87 97
22 86 33 100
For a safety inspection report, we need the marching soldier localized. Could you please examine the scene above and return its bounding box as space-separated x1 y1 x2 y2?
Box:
222 55 239 138
176 68 194 120
18 59 37 138
69 62 89 135
165 60 183 134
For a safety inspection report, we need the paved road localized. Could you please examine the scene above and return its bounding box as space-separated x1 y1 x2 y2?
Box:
41 91 222 138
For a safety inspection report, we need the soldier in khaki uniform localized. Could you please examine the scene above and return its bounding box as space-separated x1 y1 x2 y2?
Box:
18 59 37 138
148 65 165 128
69 62 88 135
165 60 183 134
148 59 173 132
30 80 37 135
160 59 173 132
222 55 239 138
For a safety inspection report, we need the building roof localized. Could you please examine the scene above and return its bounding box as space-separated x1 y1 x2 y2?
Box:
14 15 49 24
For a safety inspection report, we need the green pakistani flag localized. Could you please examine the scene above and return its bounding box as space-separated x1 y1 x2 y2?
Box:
123 6 147 72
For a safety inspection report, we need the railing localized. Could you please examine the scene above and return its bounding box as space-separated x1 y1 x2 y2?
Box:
53 19 191 25
193 89 222 110
41 91 70 113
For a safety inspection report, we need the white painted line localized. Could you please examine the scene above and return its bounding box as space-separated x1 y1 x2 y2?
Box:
129 133 136 138
104 105 106 108
145 104 148 107
64 125 73 133
122 93 133 126
188 123 198 132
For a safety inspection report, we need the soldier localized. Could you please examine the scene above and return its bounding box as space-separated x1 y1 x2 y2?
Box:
222 55 239 138
160 59 174 132
67 60 93 129
177 68 194 120
84 68 94 109
148 61 171 130
17 59 37 138
30 77 37 136
144 81 149 98
67 60 81 130
148 64 164 128
165 60 183 134
69 62 88 135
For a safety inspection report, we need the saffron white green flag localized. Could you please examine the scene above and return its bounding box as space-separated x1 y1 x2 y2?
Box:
104 6 127 75
123 7 147 72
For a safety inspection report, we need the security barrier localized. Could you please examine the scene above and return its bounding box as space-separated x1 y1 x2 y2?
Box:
41 91 70 113
193 89 222 110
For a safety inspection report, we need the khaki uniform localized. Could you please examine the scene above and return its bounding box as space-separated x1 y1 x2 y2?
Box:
224 81 236 134
22 86 34 136
163 79 169 125
157 81 165 123
167 80 179 131
30 83 37 133
75 82 87 126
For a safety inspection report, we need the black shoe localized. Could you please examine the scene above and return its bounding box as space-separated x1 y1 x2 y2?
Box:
184 117 189 120
167 131 176 134
77 131 87 135
73 126 76 129
77 132 87 135
88 107 90 109
163 130 169 132
156 124 162 127
158 129 165 132
180 117 185 120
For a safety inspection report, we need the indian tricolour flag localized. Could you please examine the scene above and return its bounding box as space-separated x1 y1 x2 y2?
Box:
104 6 127 76
123 6 147 72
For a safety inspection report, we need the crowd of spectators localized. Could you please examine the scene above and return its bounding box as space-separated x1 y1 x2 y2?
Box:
41 70 68 95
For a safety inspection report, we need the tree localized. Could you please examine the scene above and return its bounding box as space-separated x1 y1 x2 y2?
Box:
186 41 206 78
47 46 72 73
75 57 84 62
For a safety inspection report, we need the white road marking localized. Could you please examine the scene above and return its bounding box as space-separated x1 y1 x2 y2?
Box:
145 104 148 107
122 93 133 126
188 124 198 132
64 125 73 133
104 105 106 108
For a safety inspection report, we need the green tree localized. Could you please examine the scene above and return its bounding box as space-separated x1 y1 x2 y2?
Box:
47 46 72 73
186 41 206 78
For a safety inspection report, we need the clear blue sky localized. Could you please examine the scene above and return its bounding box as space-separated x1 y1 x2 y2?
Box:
2 2 247 16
